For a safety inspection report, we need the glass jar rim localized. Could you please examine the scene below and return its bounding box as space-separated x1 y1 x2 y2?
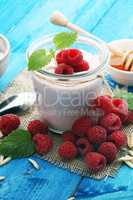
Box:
26 32 109 81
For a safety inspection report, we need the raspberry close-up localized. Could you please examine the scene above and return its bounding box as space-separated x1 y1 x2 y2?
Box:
62 130 76 143
33 134 53 154
98 142 118 162
111 131 127 149
72 116 92 137
55 63 74 75
85 152 107 172
27 120 48 136
76 138 93 156
126 111 133 124
64 48 83 66
0 114 20 136
74 60 89 72
56 50 66 64
112 98 128 123
87 125 107 145
58 141 77 160
100 113 122 133
96 95 113 114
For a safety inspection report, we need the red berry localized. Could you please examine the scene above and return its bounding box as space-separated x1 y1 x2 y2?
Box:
72 116 92 137
87 126 107 145
0 114 20 136
76 138 93 156
98 142 117 162
100 113 122 133
56 51 65 64
85 152 107 172
55 63 74 75
96 95 113 114
112 98 128 123
111 131 127 149
62 130 76 143
58 141 77 160
74 60 89 72
126 111 133 124
65 49 83 66
88 108 105 125
27 120 48 136
33 134 53 154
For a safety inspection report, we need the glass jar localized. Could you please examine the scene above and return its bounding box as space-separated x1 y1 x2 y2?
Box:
26 33 109 133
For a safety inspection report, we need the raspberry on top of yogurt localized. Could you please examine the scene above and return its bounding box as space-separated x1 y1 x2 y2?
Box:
55 49 89 75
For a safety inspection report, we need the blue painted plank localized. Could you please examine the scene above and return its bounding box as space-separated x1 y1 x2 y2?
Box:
0 156 80 200
92 0 133 41
0 0 39 34
76 166 133 199
74 0 116 32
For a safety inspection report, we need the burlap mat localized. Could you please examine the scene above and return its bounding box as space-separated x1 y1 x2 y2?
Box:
0 71 133 179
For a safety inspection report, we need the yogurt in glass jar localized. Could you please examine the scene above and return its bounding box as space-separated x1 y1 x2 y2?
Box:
27 33 109 133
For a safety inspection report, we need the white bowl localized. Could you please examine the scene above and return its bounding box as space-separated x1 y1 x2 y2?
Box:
0 34 10 77
108 39 133 86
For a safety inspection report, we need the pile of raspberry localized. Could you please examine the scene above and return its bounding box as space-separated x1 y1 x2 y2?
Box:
58 95 132 172
55 48 89 75
0 95 132 172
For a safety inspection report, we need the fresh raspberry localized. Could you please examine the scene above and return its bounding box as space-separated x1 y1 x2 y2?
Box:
65 49 83 66
100 113 122 133
0 114 20 136
87 126 107 145
62 130 76 143
55 63 74 75
27 120 48 136
98 142 117 163
72 116 92 137
76 138 93 156
111 131 127 149
85 152 107 172
112 98 128 123
33 134 53 154
125 111 133 124
88 108 105 125
56 51 65 64
74 60 89 72
96 95 113 114
58 141 77 160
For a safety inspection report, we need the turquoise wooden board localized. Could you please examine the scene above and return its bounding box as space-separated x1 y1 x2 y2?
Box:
0 0 133 199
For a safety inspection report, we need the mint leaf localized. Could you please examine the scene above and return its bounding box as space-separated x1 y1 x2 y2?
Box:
53 31 77 49
28 49 53 71
113 89 133 110
0 129 35 159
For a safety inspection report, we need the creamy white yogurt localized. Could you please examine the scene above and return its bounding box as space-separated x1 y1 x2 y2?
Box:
32 51 104 133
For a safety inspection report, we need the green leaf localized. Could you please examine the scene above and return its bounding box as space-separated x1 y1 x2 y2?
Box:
113 89 133 110
0 129 35 159
53 31 77 49
28 49 53 71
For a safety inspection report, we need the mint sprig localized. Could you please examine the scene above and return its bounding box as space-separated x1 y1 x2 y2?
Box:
28 49 53 71
0 129 35 159
28 31 77 71
53 31 77 49
113 89 133 110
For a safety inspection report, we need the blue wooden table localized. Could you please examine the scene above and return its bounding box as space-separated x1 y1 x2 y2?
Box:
0 1 133 199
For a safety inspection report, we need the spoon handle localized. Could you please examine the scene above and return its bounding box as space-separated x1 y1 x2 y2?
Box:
50 11 123 57
0 106 23 116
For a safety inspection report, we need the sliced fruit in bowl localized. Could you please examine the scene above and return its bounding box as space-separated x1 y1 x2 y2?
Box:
108 39 133 86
